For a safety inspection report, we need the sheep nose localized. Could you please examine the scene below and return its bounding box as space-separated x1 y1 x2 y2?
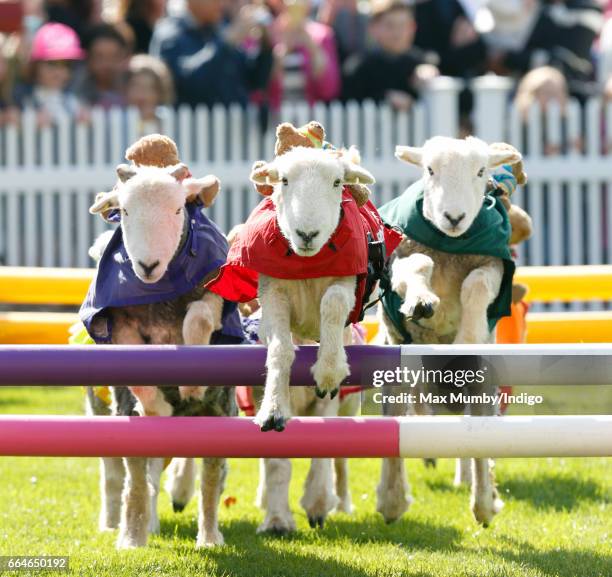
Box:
296 229 320 246
138 260 160 278
443 212 466 228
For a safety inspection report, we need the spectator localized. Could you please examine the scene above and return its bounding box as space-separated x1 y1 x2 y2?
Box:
515 65 569 119
595 0 612 83
342 0 438 110
0 33 21 123
268 0 341 106
514 66 575 155
413 0 487 78
318 0 369 64
45 0 101 42
117 0 167 54
73 24 130 109
487 0 603 99
126 53 174 132
150 0 273 107
11 22 86 126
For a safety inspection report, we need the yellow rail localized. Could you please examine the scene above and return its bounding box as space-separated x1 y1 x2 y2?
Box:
0 265 610 345
0 267 93 306
2 311 611 345
1 265 611 306
0 312 78 345
515 265 612 303
363 314 612 345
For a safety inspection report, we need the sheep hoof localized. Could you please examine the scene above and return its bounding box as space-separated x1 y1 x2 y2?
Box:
260 414 286 432
329 387 339 400
423 458 437 468
172 501 186 513
314 387 327 399
412 302 434 320
257 513 296 535
308 516 325 529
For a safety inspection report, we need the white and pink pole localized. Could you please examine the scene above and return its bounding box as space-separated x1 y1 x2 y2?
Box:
0 415 610 458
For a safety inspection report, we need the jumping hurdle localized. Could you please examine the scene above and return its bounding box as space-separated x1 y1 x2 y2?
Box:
2 265 612 345
1 344 611 459
1 344 611 386
1 415 610 458
2 265 611 305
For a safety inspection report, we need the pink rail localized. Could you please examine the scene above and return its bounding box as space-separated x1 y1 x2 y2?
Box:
0 416 400 458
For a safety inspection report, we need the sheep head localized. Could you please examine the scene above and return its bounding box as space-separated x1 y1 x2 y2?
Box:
396 136 521 237
250 147 375 257
89 163 220 283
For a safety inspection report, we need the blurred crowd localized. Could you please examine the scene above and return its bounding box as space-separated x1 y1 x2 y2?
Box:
0 0 610 130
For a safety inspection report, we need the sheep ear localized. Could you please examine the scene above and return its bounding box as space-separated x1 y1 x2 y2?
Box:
184 175 220 207
343 163 375 185
116 164 137 182
89 190 119 215
488 145 522 168
250 161 280 185
395 145 423 166
169 163 190 181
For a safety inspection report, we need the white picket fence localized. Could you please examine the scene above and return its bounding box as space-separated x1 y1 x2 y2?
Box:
0 76 611 271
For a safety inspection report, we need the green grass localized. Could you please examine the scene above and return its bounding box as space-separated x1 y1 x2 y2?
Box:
0 387 610 577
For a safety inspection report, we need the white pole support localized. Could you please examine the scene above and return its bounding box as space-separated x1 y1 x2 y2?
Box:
424 76 463 138
472 75 514 143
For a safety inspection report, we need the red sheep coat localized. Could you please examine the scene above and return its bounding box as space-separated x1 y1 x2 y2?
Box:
207 190 402 324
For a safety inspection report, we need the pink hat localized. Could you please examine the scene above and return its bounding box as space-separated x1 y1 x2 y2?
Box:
31 23 85 62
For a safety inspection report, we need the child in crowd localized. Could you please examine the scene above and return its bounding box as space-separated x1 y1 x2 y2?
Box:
125 53 174 134
514 66 573 155
342 0 438 110
12 22 86 126
268 0 341 106
0 33 20 124
73 23 130 109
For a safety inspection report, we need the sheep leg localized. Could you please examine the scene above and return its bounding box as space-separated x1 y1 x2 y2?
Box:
312 281 355 398
454 262 503 345
147 458 164 535
376 392 413 523
334 389 360 514
98 457 125 531
165 458 196 512
454 458 473 487
469 383 504 526
453 263 504 524
117 457 150 549
256 281 294 432
255 458 267 509
392 254 439 321
196 457 226 547
301 396 340 528
85 386 125 531
257 458 296 534
333 458 351 514
180 292 223 400
129 386 173 416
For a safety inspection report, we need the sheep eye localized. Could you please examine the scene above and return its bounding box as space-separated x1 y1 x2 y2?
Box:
282 177 289 186
477 167 485 177
333 179 341 188
122 208 128 216
427 166 434 176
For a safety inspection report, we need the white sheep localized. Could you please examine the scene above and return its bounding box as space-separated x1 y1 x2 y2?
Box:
226 221 362 533
84 162 240 549
244 146 376 432
376 136 521 527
